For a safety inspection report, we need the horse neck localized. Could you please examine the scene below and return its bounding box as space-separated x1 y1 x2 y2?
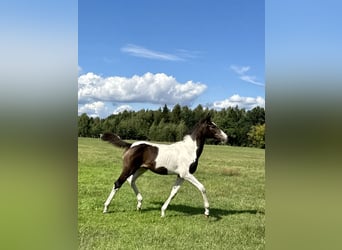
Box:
190 128 206 160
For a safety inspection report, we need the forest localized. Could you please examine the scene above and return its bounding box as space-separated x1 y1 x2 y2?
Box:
78 104 265 148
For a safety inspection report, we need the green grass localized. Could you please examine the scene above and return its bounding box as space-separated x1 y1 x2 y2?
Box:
78 137 265 249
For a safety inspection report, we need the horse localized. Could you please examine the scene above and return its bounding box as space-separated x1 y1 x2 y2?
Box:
101 115 228 217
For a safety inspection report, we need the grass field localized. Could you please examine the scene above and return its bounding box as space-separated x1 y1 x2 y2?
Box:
78 137 265 249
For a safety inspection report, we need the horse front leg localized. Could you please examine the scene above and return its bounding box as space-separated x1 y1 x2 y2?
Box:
161 176 184 217
184 174 210 217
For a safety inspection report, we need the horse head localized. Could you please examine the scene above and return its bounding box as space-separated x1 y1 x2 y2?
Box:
197 114 228 143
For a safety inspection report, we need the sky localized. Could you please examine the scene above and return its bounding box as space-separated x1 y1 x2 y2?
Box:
78 0 265 118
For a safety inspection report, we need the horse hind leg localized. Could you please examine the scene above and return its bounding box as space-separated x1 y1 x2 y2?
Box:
127 168 147 210
103 185 118 213
103 167 134 213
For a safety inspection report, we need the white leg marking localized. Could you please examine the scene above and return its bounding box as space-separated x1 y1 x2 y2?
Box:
128 168 147 210
103 186 118 213
126 175 133 185
184 174 210 216
161 176 184 217
136 193 143 210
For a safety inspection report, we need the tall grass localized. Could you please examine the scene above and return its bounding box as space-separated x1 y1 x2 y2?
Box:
78 137 265 249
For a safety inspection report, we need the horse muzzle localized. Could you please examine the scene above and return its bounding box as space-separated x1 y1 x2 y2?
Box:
218 131 228 143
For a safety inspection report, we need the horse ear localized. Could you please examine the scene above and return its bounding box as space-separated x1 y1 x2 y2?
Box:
200 112 211 124
205 113 211 122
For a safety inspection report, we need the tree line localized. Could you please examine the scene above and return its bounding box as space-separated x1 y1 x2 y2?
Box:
78 104 265 148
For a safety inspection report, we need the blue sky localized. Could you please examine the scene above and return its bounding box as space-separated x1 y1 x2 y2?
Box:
78 0 265 118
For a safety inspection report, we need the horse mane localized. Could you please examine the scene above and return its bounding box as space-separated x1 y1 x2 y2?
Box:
189 114 211 140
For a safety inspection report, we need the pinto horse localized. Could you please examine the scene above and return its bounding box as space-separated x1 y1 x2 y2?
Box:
101 115 228 217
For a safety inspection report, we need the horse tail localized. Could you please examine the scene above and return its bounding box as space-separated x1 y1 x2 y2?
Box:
101 132 132 149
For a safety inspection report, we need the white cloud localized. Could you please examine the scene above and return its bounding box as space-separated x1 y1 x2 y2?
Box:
78 72 207 105
212 94 265 110
113 105 133 115
239 75 264 86
175 49 202 59
121 44 183 61
78 101 106 117
78 65 82 74
230 65 250 75
230 65 264 87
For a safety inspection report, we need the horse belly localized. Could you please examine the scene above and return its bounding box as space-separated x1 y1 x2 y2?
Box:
154 150 179 174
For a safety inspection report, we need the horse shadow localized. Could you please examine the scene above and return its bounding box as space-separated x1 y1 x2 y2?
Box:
144 202 264 221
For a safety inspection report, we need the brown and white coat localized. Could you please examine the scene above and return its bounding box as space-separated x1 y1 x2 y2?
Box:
101 115 228 217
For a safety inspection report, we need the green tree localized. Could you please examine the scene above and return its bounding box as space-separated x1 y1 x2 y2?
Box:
157 118 167 141
171 104 181 123
78 104 265 147
161 104 170 123
148 121 158 141
162 123 177 142
247 124 265 148
181 106 195 128
90 117 102 137
176 120 188 140
78 113 90 137
154 108 162 124
193 104 204 122
246 107 265 125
